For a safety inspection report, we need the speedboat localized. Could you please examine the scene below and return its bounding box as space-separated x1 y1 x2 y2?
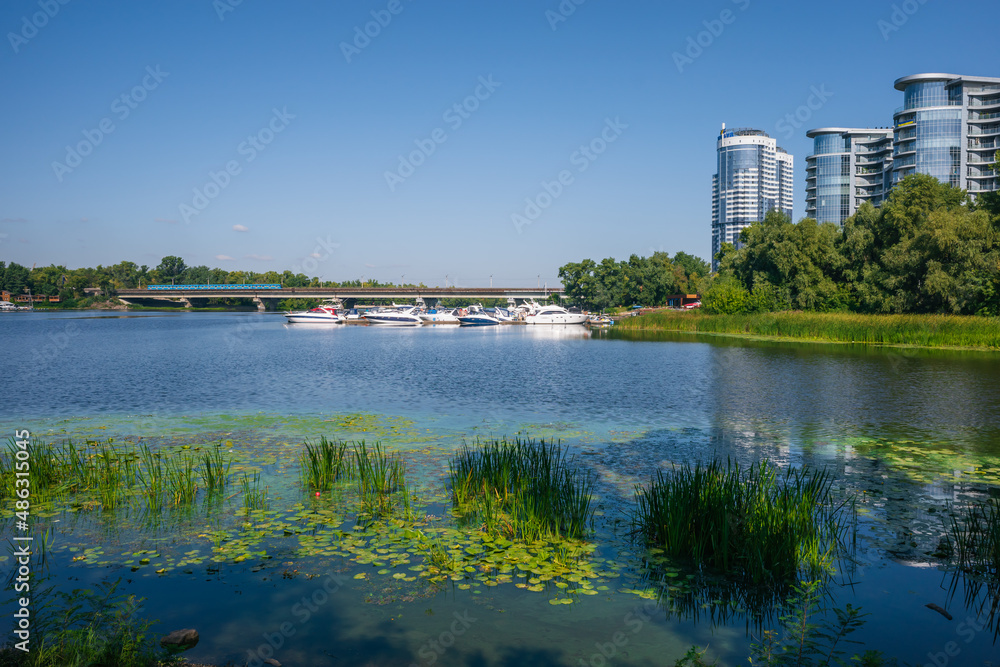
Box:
587 314 614 327
525 303 589 325
491 307 516 323
418 308 460 324
456 304 499 326
363 305 423 326
285 302 345 324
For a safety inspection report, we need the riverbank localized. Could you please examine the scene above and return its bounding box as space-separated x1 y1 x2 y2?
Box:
613 311 1000 350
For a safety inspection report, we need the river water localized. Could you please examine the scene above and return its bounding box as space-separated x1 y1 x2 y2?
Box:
2 311 999 666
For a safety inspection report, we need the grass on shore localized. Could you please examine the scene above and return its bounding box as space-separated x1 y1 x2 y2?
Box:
614 310 1000 349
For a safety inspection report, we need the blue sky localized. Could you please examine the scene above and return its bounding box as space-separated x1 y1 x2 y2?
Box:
1 0 994 287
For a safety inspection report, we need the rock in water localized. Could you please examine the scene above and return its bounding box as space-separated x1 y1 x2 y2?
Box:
264 659 282 667
160 628 200 650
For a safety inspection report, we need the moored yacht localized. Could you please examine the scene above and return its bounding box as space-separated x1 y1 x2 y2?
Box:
285 302 345 324
363 305 423 326
524 303 589 325
418 308 460 324
456 304 500 326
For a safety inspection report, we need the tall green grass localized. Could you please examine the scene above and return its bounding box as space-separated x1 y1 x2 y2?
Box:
299 436 352 491
615 311 1000 349
0 438 233 514
354 441 407 520
449 437 595 541
240 472 268 514
633 459 855 585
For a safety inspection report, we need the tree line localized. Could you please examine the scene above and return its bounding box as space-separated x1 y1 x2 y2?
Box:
0 255 407 307
558 252 710 311
706 174 1000 315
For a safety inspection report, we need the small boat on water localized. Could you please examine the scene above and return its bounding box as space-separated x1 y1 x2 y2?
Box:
285 302 345 324
456 304 500 326
587 314 614 327
363 305 423 326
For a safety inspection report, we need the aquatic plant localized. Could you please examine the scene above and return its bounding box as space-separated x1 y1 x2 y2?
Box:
240 472 268 513
200 443 231 493
136 444 165 513
448 437 596 541
299 436 352 491
0 578 181 667
164 455 198 507
949 497 1000 581
633 459 855 585
354 441 407 520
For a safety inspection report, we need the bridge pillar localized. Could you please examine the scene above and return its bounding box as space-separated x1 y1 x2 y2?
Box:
253 297 266 312
423 297 438 310
179 297 192 309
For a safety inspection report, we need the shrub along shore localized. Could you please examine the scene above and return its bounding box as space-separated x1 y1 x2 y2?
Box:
613 310 1000 350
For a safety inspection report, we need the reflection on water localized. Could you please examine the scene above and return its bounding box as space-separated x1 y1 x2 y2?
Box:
2 312 1000 664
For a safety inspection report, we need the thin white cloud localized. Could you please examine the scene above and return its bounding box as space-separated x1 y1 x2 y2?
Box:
215 254 235 261
246 254 273 261
233 224 249 232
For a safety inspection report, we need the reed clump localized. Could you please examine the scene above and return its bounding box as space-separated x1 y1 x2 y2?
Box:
633 459 855 585
449 437 595 541
240 472 269 514
615 311 1000 349
299 436 352 491
949 497 1000 582
354 441 408 520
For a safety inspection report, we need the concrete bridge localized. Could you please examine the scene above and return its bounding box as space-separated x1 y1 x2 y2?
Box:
116 287 564 311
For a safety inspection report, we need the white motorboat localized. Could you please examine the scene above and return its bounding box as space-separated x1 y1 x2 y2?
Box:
363 305 423 326
524 303 589 325
285 302 345 324
418 308 460 324
456 304 500 326
587 314 614 327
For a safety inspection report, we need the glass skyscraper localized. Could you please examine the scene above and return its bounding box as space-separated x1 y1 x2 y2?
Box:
892 73 1000 195
805 128 894 226
712 125 793 269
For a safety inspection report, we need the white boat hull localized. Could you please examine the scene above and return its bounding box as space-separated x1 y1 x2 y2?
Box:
525 313 589 325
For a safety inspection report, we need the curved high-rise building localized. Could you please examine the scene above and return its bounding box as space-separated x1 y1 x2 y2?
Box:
805 128 893 226
711 125 793 269
892 73 1000 195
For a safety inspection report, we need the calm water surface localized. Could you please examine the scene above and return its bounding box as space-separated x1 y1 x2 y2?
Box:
2 311 1000 666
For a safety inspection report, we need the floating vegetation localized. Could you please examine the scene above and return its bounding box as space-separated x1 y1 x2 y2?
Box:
448 437 596 541
299 436 352 491
633 459 856 586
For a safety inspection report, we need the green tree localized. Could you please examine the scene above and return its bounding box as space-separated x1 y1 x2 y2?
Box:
3 262 30 295
156 256 187 284
724 210 844 311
